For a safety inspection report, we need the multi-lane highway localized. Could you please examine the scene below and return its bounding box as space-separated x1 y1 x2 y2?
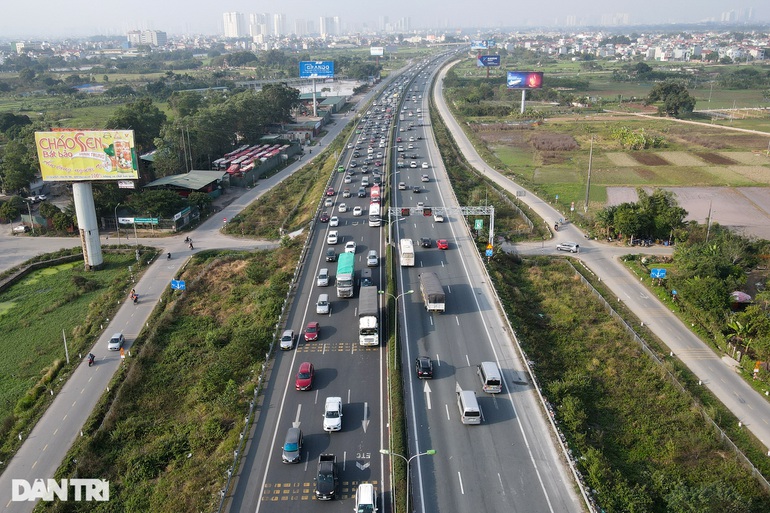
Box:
228 54 582 513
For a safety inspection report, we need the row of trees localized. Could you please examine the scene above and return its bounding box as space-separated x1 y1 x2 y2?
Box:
594 188 688 241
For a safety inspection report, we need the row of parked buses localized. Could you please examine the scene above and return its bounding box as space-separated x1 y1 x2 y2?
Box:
212 143 291 174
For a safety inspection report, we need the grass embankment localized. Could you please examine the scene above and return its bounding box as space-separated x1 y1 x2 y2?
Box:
0 249 155 465
489 254 770 512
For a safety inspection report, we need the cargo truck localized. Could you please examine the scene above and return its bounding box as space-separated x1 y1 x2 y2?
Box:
419 272 445 313
358 285 379 346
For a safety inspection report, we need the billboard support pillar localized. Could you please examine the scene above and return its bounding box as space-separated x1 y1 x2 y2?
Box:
73 182 104 270
521 90 526 114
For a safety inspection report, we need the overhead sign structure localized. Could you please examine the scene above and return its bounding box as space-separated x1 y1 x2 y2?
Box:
475 219 484 230
34 130 139 181
370 47 384 56
299 61 335 79
507 71 544 89
477 55 501 67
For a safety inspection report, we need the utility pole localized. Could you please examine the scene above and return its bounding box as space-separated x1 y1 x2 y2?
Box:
584 136 593 212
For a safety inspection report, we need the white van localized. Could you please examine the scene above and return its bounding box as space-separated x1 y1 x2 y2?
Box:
456 384 481 424
316 294 330 315
355 482 377 512
477 361 502 393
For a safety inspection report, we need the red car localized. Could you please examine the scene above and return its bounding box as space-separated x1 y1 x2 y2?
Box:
326 187 335 196
304 321 320 341
295 362 314 391
437 239 449 250
396 137 402 142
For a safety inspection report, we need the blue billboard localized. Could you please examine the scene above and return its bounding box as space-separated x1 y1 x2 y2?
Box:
299 61 335 79
477 55 501 67
470 40 488 50
506 71 544 89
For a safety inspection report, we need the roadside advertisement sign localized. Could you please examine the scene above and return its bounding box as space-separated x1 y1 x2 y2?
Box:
477 55 501 67
370 47 384 56
299 61 335 78
34 130 138 181
470 40 488 50
506 71 544 89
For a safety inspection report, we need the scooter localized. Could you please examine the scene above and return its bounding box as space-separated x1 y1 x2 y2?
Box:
88 353 95 367
132 293 139 304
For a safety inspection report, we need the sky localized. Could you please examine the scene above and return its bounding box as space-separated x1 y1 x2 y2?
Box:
1 1 767 39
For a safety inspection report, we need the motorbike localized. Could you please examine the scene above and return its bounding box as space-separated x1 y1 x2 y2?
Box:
88 354 95 367
132 294 139 304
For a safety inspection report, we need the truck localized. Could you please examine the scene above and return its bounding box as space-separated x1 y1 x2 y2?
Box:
419 272 445 313
358 285 379 346
336 252 355 298
315 454 338 500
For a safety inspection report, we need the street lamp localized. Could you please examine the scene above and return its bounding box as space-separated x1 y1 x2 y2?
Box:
380 448 436 513
114 203 121 248
378 289 413 359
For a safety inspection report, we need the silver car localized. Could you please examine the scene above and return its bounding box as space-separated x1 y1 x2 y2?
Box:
366 250 378 267
280 329 295 350
281 427 303 463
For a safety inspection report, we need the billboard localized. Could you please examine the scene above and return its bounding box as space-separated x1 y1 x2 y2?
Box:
477 55 501 67
506 71 544 89
470 40 488 50
370 46 384 56
35 130 139 181
299 61 335 78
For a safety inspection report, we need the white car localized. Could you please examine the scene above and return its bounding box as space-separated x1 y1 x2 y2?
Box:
410 161 418 168
108 332 125 351
323 397 343 432
338 203 347 213
329 216 339 227
433 213 444 222
353 206 363 217
398 182 406 190
317 268 330 287
326 231 338 245
344 241 357 254
421 174 429 182
344 175 352 184
280 329 295 351
324 198 333 207
367 250 378 267
422 162 429 169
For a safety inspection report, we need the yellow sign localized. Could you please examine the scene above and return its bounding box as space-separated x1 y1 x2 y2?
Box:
486 243 493 250
35 130 139 181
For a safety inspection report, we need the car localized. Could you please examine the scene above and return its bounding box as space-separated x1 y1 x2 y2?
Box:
375 161 382 167
421 174 430 182
373 176 381 185
319 212 330 223
396 137 402 142
410 161 418 168
409 136 415 142
412 186 421 193
556 242 580 253
349 161 357 168
280 329 295 350
419 237 431 248
353 151 361 158
355 483 377 513
367 250 378 267
325 248 336 262
433 213 444 223
376 152 383 158
326 231 338 244
415 356 433 378
316 454 339 500
324 198 334 207
338 203 347 212
345 241 357 254
329 216 339 227
336 166 344 173
437 239 449 250
422 162 429 169
323 396 343 432
316 294 330 315
295 361 315 390
281 427 303 463
398 182 406 190
416 202 424 212
326 187 335 196
347 143 353 149
12 225 30 234
344 175 352 184
358 187 367 198
353 206 363 217
304 322 320 342
407 144 414 150
317 269 329 287
108 332 125 351
343 188 351 197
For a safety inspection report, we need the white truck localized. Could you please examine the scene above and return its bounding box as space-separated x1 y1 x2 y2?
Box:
358 285 379 346
419 272 445 313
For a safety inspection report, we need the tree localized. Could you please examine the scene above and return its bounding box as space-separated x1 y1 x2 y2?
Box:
127 189 187 219
0 126 39 194
104 98 167 156
646 81 696 118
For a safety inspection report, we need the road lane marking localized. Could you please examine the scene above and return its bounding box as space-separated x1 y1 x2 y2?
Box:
457 472 465 494
445 403 450 420
497 473 505 494
455 316 460 325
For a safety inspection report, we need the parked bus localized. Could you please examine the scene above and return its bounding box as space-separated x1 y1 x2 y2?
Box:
399 238 415 267
336 252 355 298
368 202 381 227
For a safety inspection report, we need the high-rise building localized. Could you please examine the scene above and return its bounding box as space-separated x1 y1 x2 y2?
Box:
273 14 286 37
127 30 167 47
223 12 246 38
319 16 340 37
250 13 269 37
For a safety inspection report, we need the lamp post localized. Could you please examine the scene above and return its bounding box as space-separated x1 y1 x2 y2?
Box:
380 448 436 513
114 203 121 248
378 289 413 363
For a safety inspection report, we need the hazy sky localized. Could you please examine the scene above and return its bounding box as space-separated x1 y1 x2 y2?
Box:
1 1 767 39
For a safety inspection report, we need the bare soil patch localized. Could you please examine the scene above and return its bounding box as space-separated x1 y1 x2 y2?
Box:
633 168 658 180
662 152 706 166
696 152 737 165
605 152 639 167
727 152 770 165
530 133 579 151
475 126 530 148
630 152 670 166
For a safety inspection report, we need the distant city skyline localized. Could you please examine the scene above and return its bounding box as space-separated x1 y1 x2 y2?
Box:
0 1 767 39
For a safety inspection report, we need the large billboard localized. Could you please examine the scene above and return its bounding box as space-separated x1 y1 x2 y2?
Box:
35 130 139 181
507 71 544 89
471 39 495 50
370 47 384 56
299 61 335 78
477 55 501 67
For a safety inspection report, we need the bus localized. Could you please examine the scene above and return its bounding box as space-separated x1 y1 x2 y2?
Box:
399 238 415 267
336 252 355 298
368 202 381 227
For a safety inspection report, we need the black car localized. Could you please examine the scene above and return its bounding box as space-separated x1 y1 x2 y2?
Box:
319 212 330 223
419 237 432 248
412 186 421 193
325 248 336 262
415 356 433 379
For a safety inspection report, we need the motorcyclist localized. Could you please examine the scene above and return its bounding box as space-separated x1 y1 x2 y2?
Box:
88 353 95 366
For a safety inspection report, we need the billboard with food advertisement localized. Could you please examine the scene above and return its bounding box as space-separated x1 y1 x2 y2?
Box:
506 71 544 89
35 130 139 181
